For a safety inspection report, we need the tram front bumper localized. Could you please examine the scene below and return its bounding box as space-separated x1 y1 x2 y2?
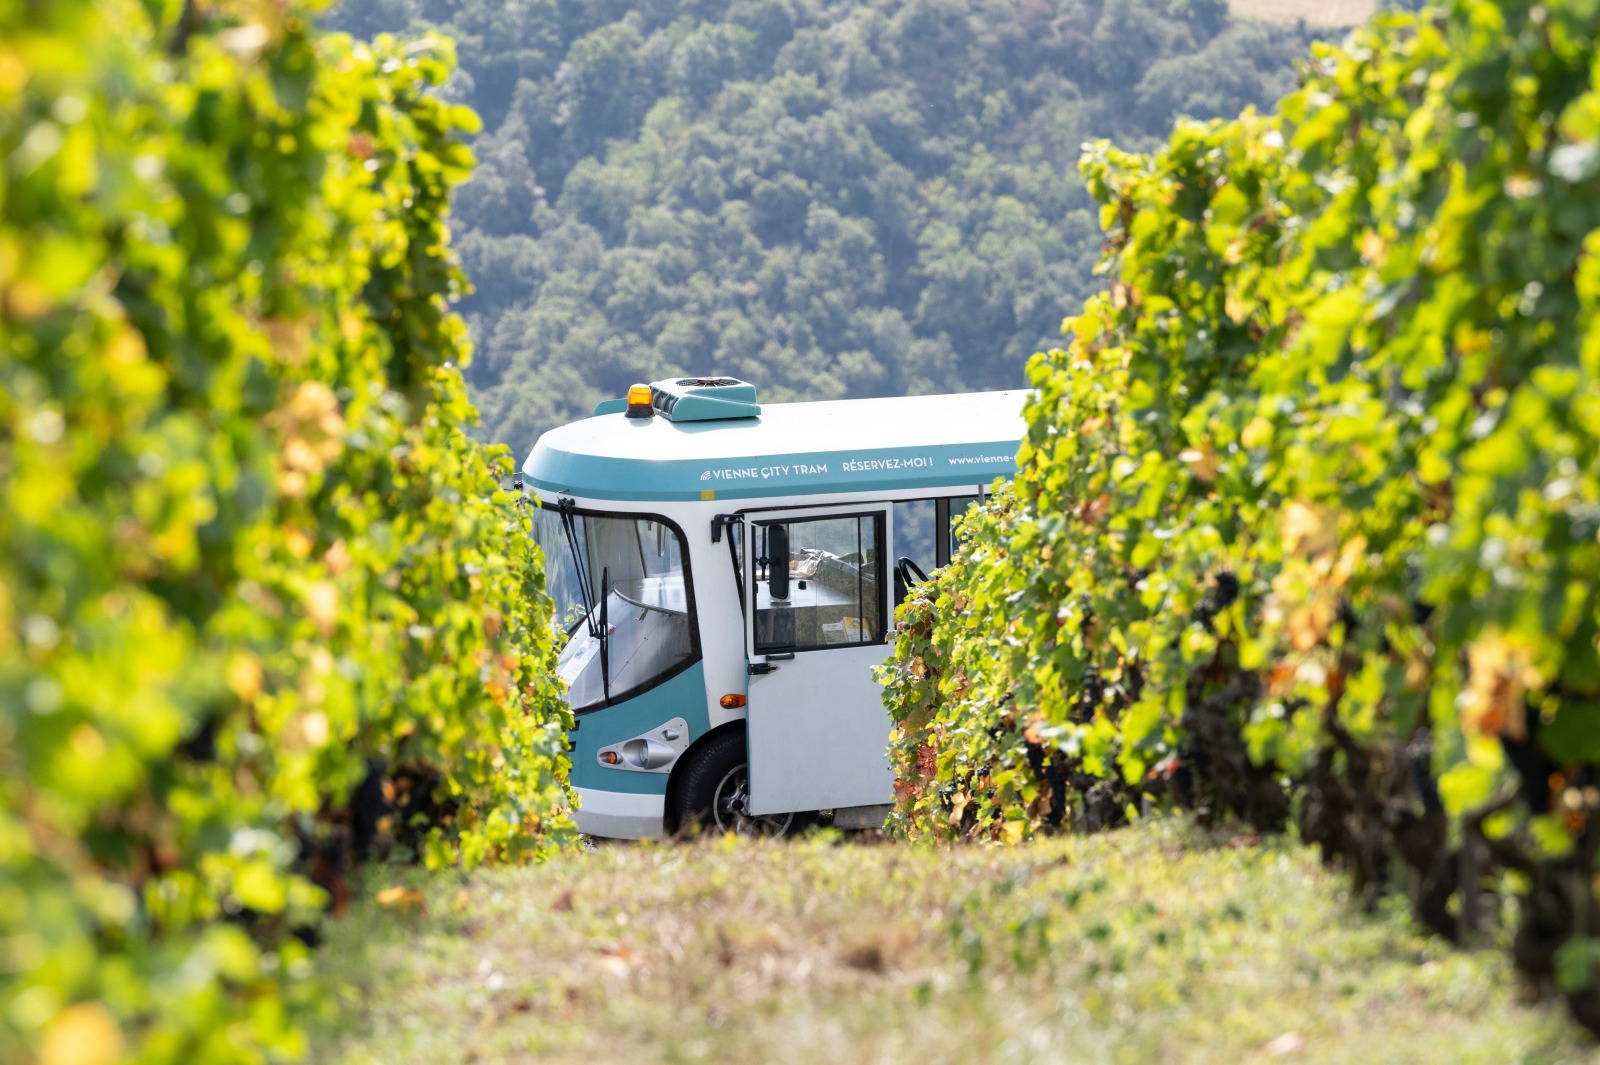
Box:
573 786 666 840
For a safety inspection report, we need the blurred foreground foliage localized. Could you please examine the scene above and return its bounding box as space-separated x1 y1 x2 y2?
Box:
885 0 1600 1034
0 2 573 1062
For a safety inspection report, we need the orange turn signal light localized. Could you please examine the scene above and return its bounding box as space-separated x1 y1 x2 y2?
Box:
720 694 746 709
600 751 620 764
625 383 654 419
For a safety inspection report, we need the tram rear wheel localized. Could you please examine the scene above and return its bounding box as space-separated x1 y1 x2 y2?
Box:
671 729 811 837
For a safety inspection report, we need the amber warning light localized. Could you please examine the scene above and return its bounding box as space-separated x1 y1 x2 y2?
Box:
625 383 654 419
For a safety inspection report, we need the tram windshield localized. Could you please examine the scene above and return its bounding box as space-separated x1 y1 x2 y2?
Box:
535 505 696 712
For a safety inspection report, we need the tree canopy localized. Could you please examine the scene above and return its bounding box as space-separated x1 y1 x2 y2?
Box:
326 0 1315 447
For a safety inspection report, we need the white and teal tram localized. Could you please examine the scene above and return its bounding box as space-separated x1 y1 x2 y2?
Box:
522 377 1023 838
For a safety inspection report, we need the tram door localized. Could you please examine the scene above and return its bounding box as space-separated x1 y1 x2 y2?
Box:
742 505 894 816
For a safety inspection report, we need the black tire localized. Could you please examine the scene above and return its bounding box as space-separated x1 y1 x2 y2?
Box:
671 729 812 837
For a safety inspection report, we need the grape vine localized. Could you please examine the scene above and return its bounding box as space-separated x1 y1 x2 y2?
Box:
885 0 1600 1032
1 3 573 1062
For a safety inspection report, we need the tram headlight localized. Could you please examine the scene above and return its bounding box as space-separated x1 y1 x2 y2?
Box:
620 737 674 770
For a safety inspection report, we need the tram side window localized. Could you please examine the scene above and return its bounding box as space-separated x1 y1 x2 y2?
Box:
892 500 937 577
754 514 884 653
944 494 980 562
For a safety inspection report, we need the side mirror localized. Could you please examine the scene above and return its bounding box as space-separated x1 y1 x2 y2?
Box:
767 524 789 600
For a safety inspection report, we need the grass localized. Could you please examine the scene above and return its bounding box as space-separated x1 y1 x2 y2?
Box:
310 818 1593 1065
1230 0 1377 26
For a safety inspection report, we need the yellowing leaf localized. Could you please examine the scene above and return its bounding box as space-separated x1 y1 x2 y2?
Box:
262 313 315 365
1241 416 1274 449
38 1003 122 1065
1359 230 1388 266
227 652 263 701
272 381 346 496
1225 290 1254 324
1329 535 1367 589
1281 501 1337 557
1462 629 1539 742
301 710 330 748
0 47 27 95
375 886 426 912
284 527 314 559
4 279 51 320
1285 599 1336 652
68 724 105 760
1178 443 1219 483
304 580 338 633
104 325 147 367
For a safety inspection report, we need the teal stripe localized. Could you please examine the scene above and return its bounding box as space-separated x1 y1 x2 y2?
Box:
567 663 710 795
527 442 1016 501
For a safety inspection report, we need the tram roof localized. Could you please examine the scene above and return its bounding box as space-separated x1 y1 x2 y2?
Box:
522 389 1028 503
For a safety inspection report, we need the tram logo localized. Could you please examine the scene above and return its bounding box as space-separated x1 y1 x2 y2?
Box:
700 461 831 482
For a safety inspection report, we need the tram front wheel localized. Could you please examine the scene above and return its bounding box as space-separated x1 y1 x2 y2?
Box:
672 729 810 837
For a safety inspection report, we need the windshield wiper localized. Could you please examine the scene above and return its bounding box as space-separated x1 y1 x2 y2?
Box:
557 497 612 703
557 497 600 640
599 566 611 702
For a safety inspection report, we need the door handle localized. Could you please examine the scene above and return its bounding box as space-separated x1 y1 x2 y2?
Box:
748 651 794 676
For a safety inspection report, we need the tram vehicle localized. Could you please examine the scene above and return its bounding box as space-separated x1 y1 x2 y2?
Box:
523 376 1023 838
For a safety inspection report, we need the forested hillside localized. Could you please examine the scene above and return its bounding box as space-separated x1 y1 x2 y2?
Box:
326 0 1314 447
